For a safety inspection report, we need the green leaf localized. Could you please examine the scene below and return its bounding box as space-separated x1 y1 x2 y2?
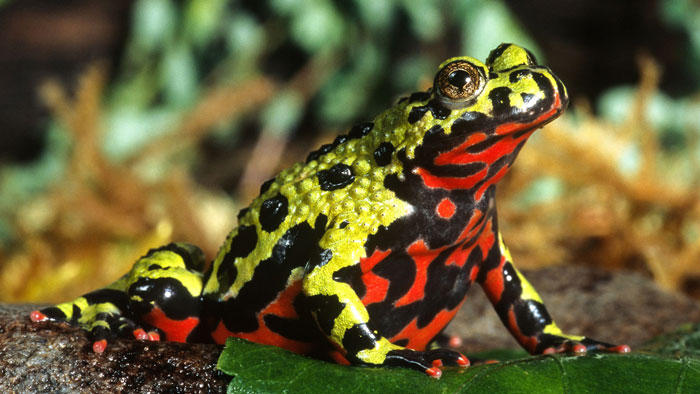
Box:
218 337 700 394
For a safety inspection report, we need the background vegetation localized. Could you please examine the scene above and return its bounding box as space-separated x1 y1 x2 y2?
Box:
0 0 698 303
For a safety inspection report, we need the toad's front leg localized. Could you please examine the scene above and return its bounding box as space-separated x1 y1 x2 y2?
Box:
478 230 631 355
302 236 468 378
31 243 206 351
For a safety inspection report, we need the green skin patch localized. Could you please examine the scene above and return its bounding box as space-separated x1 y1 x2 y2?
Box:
31 44 629 378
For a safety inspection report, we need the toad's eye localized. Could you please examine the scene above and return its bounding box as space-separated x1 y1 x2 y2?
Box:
435 60 485 104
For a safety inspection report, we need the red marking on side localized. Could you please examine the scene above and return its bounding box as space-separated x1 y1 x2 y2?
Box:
507 308 537 354
141 306 200 343
436 198 456 219
416 167 488 190
482 255 507 305
211 280 315 355
493 93 562 136
454 210 484 244
390 306 464 351
394 240 434 307
433 132 488 165
211 320 235 345
475 160 511 201
420 90 564 194
469 265 479 282
474 130 535 200
477 220 496 258
360 249 392 305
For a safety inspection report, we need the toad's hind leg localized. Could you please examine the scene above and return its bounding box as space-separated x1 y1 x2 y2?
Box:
31 243 207 352
478 231 630 355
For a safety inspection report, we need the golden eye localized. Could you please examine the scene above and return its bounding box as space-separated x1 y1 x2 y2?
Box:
435 60 483 102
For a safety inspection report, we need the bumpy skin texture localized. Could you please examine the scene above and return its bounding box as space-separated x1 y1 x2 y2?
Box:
31 44 629 378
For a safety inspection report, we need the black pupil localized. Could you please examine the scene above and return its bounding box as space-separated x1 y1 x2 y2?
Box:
448 69 471 88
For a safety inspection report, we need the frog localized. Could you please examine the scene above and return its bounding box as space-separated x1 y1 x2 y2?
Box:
31 43 630 378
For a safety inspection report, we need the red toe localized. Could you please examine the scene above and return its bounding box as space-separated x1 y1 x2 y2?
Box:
457 354 470 367
611 344 631 353
572 344 587 353
425 367 442 379
147 331 161 341
30 310 47 322
92 339 108 353
133 328 149 340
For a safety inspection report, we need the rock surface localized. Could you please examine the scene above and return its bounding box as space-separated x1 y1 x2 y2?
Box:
0 304 229 393
449 265 700 352
2 266 698 393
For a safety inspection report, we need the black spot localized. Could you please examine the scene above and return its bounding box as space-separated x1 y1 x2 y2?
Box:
408 106 429 124
373 142 395 167
521 92 536 105
428 99 452 120
486 43 512 66
317 164 355 191
489 72 499 80
305 294 346 336
145 243 205 271
407 91 431 103
523 48 538 65
342 323 378 358
216 260 238 294
259 178 275 195
228 226 258 259
339 220 349 229
314 214 328 232
128 277 201 321
306 144 334 163
215 225 258 290
306 123 374 163
348 122 374 139
333 134 350 146
260 194 289 232
489 87 513 116
509 69 533 83
408 100 451 124
332 264 366 299
237 207 249 220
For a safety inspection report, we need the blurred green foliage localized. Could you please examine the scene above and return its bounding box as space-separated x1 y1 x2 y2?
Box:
1 0 700 250
0 0 539 246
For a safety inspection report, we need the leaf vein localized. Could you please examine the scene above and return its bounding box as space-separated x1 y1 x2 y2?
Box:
674 357 690 394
